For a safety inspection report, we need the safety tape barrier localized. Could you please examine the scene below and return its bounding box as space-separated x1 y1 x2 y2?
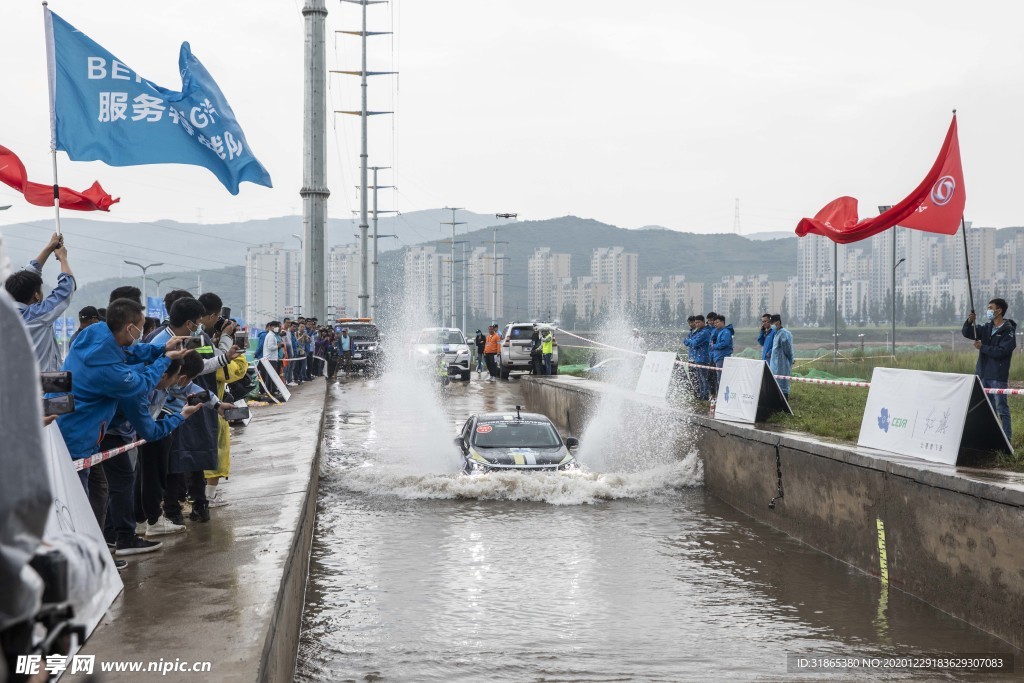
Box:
553 327 1024 395
73 439 147 471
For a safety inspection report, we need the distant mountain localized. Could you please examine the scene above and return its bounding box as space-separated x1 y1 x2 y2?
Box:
1 209 508 287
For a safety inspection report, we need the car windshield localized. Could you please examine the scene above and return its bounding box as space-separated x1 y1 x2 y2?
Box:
472 421 562 448
342 325 378 340
417 330 465 345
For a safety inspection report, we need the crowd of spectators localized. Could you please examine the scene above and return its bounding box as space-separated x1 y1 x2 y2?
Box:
6 233 254 571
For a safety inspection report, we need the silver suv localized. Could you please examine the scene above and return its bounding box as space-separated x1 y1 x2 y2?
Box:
413 327 472 381
498 322 559 378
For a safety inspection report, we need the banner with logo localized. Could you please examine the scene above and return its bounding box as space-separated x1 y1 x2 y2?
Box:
635 351 677 399
715 357 791 424
857 368 1011 465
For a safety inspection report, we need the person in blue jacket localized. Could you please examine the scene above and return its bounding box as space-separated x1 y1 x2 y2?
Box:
683 315 713 400
757 313 775 364
767 314 794 399
711 315 735 371
101 356 203 555
963 297 1017 440
52 298 189 492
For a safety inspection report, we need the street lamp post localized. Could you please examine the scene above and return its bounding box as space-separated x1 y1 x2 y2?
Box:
147 276 176 307
123 260 164 309
893 257 906 359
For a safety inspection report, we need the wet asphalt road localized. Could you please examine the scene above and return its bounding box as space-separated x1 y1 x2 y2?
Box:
296 371 1017 682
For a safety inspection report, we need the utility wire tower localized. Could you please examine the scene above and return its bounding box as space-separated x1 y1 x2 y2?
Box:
301 0 330 321
441 207 466 329
335 0 395 318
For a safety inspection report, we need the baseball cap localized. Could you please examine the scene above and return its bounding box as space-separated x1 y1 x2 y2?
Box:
78 305 100 321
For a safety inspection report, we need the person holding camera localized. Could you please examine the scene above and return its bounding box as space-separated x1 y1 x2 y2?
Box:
50 298 191 493
146 297 236 524
3 232 76 372
203 315 251 509
102 354 206 556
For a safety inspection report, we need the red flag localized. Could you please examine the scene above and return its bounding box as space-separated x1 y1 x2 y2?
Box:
795 115 964 244
0 145 119 211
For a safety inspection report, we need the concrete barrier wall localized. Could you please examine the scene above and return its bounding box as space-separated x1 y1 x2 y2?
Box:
524 376 1024 651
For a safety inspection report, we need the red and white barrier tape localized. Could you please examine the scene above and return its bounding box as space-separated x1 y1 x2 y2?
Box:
73 439 147 471
555 327 1024 395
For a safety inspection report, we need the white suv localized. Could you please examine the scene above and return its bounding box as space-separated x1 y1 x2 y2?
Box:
498 322 559 379
412 328 472 381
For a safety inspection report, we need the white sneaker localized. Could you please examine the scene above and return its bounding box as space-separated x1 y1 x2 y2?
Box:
207 489 230 508
135 521 148 536
145 515 187 536
287 381 298 386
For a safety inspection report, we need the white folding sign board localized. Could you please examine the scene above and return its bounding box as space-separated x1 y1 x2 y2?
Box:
259 357 291 402
42 425 124 653
635 351 678 399
715 357 791 424
857 367 1011 465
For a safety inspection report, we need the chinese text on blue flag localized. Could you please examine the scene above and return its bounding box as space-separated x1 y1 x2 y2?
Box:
45 9 271 195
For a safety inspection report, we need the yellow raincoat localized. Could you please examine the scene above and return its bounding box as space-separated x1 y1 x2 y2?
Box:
204 355 249 479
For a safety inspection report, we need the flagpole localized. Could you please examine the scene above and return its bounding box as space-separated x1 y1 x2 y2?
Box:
961 214 977 339
43 1 61 235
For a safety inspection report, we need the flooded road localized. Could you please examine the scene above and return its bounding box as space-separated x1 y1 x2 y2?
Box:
296 373 1016 682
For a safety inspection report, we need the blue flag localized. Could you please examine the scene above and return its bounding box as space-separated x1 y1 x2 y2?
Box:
45 9 272 195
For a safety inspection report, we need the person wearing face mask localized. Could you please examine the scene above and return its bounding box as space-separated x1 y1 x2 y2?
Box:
2 232 75 372
964 298 1017 440
145 297 235 524
767 314 794 400
47 298 191 493
261 320 283 382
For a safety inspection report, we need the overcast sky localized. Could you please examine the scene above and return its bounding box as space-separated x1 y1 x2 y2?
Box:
2 0 1024 236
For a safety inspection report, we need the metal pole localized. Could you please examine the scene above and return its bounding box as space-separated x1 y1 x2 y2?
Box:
371 166 378 316
357 0 369 317
892 229 897 359
450 222 456 328
492 228 498 317
462 241 467 332
833 240 838 368
301 0 329 321
960 215 977 339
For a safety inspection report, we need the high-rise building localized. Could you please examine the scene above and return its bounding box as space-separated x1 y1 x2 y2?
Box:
468 246 505 320
640 276 704 321
528 248 571 320
711 274 787 325
403 246 451 324
590 247 638 313
245 243 300 327
327 244 361 318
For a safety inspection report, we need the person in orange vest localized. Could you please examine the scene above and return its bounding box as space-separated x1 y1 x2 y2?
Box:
483 323 502 383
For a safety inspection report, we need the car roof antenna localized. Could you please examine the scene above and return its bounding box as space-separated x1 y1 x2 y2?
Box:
515 405 522 420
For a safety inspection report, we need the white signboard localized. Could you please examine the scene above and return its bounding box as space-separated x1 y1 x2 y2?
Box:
635 351 678 399
715 357 764 423
857 367 1011 464
259 357 291 402
42 425 124 649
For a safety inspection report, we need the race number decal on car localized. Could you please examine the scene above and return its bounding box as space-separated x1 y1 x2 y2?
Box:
476 424 493 433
